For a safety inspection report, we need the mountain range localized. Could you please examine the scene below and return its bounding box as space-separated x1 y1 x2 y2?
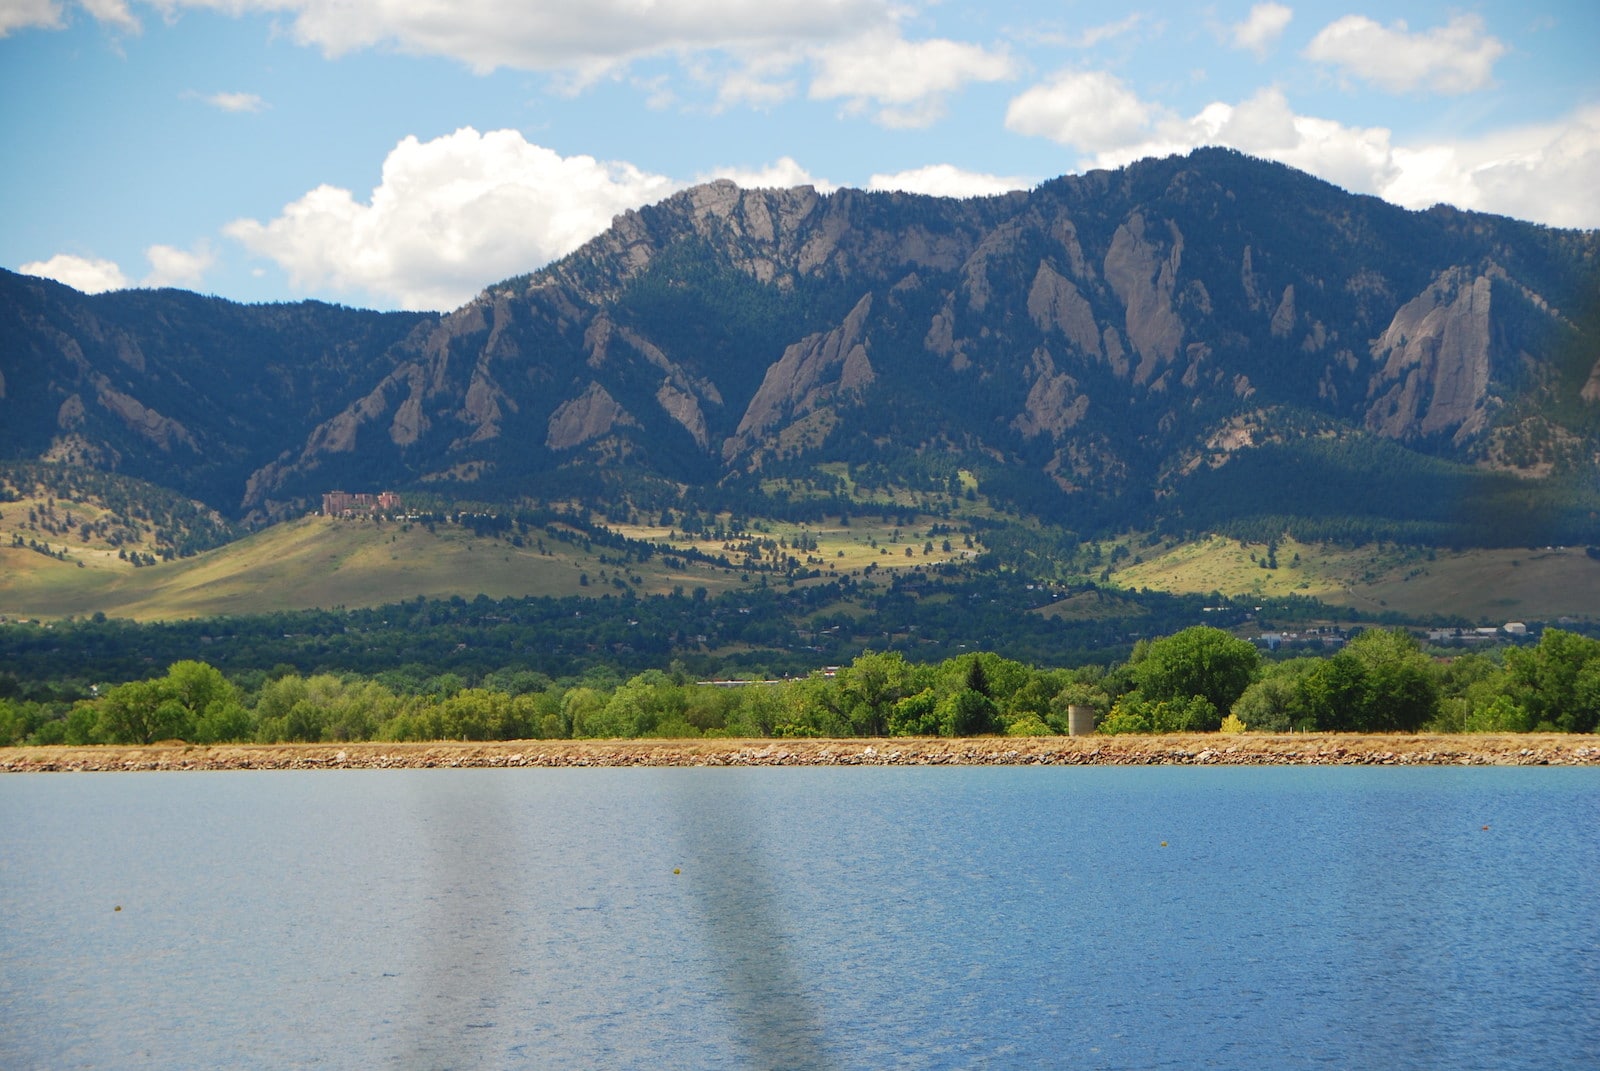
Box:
4 148 1598 546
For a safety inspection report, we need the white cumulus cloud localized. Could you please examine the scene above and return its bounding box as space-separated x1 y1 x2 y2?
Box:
1005 75 1600 230
699 157 833 192
867 164 1031 198
224 127 683 311
0 0 62 35
1003 70 1154 153
143 242 214 288
1177 87 1401 197
1304 14 1506 94
1230 3 1292 58
19 252 130 293
1392 104 1600 230
808 32 1017 128
80 0 136 31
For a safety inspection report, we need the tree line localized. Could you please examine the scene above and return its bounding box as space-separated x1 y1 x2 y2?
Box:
0 576 1305 691
5 625 1596 748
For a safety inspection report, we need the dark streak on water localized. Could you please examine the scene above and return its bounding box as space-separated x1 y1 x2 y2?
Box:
1 766 1597 1070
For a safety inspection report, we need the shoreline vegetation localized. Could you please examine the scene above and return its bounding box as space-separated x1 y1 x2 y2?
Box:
5 734 1597 773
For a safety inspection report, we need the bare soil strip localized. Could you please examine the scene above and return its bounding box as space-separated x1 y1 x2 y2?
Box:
3 734 1596 772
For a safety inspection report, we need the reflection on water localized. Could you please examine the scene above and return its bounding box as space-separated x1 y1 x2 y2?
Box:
1 766 1597 1070
668 773 839 1071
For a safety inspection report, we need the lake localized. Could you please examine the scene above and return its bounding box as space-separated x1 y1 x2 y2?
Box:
2 766 1596 1070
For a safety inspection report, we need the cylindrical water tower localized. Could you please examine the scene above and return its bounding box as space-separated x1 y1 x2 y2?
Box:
1067 704 1095 736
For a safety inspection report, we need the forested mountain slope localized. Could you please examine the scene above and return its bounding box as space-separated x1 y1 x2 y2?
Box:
0 273 428 509
4 149 1598 544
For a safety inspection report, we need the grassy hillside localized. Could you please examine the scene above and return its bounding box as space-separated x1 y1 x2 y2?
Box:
1108 535 1600 622
0 516 690 620
5 489 1598 626
0 464 235 564
0 508 979 621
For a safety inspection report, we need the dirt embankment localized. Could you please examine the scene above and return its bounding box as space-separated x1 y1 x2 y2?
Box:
3 734 1597 773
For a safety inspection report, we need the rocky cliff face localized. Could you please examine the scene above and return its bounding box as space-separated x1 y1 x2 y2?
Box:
725 292 877 461
1365 267 1497 444
4 149 1596 534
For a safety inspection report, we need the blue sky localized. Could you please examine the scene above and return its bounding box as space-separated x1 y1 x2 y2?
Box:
3 0 1596 311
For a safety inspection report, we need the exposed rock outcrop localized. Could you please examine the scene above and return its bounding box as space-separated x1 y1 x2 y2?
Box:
1581 359 1600 404
1365 268 1496 443
1013 347 1089 439
547 382 637 450
725 293 876 461
55 393 82 428
1103 213 1185 384
1027 262 1102 358
94 379 197 453
1270 285 1296 338
656 382 710 451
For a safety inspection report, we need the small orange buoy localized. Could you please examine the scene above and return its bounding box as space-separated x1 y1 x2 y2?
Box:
1482 825 1490 831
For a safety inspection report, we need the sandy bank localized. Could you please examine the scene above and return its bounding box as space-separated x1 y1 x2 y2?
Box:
2 734 1597 772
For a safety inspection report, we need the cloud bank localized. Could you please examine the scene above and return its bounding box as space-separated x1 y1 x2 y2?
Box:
18 241 216 293
52 0 1011 126
1005 75 1600 230
867 165 1031 198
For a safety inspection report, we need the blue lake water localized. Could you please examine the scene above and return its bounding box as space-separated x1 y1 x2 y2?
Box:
2 766 1597 1070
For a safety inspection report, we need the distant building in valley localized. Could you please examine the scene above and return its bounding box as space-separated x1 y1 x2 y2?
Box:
322 490 401 516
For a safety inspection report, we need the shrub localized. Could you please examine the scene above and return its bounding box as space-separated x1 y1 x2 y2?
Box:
1003 715 1055 737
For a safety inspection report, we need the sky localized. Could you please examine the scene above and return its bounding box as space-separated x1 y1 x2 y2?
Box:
2 0 1596 312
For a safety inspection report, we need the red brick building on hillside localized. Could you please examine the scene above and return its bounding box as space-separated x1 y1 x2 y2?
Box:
321 490 401 516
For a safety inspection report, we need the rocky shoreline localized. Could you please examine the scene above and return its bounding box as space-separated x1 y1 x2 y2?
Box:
3 733 1597 772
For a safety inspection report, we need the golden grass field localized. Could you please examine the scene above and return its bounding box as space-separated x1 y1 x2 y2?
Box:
0 507 980 621
1108 534 1600 621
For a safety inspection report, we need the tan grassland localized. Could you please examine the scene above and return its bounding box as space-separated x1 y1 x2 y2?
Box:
0 508 978 621
1109 535 1600 620
4 734 1595 773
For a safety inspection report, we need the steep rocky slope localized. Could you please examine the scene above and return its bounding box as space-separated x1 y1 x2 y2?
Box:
3 150 1597 540
0 273 427 508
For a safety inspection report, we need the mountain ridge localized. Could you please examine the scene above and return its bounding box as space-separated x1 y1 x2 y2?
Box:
3 149 1598 545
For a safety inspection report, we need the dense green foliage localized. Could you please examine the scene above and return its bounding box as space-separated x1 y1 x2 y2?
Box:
1130 626 1260 718
5 625 1597 748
